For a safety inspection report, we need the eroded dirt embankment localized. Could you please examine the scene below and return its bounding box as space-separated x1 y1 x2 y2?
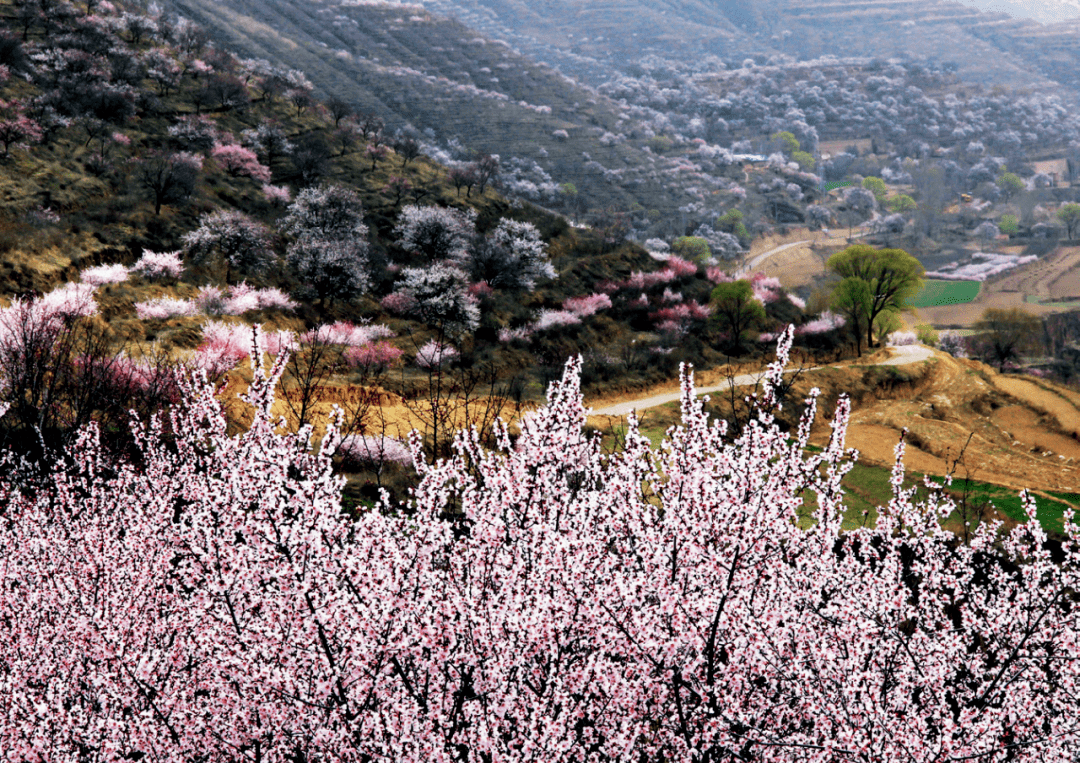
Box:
587 346 1080 493
795 351 1080 493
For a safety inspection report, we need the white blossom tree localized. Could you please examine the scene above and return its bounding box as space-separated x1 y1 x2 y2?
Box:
394 204 476 262
182 210 274 281
468 219 555 291
281 185 372 304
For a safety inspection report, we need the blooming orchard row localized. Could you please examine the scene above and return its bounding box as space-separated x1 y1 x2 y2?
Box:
0 326 1078 761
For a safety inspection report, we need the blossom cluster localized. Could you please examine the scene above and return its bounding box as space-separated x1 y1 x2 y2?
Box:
337 434 412 468
130 249 184 281
79 262 130 286
343 340 403 370
532 308 581 331
750 271 784 304
798 310 846 335
1 327 1078 761
301 321 394 347
414 339 458 369
136 284 298 320
887 330 919 346
562 292 612 317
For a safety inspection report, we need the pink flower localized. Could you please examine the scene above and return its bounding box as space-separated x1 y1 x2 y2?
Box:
262 184 292 205
39 283 98 319
211 143 272 183
303 322 394 347
533 309 581 331
263 329 299 357
468 280 494 298
887 331 918 346
498 325 534 343
797 311 846 335
337 435 413 468
706 267 733 284
666 255 698 278
380 291 416 315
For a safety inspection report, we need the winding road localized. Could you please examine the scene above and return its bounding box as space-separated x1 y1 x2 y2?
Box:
591 344 934 417
737 228 873 276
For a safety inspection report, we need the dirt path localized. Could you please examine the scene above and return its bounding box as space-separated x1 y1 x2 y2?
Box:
591 345 934 417
737 229 870 286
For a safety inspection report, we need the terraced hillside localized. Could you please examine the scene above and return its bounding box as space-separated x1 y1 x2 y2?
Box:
159 0 745 221
957 0 1080 24
401 0 1080 93
774 0 1080 90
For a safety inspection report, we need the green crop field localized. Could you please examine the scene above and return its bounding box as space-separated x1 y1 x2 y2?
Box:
907 279 981 308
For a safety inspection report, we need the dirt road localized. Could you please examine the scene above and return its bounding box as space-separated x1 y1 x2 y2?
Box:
591 345 934 417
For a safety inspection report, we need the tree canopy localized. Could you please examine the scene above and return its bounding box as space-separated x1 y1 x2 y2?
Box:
830 276 873 356
1058 203 1080 239
973 307 1042 371
710 279 765 352
5 328 1080 761
827 245 924 349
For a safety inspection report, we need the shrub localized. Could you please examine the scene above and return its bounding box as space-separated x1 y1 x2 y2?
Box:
798 310 846 335
343 341 402 370
337 434 412 469
262 184 292 206
38 283 99 319
533 309 581 331
915 323 939 346
939 330 969 358
563 293 612 318
302 322 395 347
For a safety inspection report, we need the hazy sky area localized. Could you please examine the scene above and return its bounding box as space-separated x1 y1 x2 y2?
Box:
956 0 1080 23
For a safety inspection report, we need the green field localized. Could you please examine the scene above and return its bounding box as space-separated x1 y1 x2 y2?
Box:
907 279 981 308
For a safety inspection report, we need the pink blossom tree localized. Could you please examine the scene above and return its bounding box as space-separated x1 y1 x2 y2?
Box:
2 328 1080 761
211 143 272 182
0 99 41 157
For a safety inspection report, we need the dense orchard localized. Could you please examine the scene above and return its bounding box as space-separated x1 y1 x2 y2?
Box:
1 327 1079 761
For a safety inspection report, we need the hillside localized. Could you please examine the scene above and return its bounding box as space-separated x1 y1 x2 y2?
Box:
156 0 751 224
957 0 1080 23
401 0 1080 94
